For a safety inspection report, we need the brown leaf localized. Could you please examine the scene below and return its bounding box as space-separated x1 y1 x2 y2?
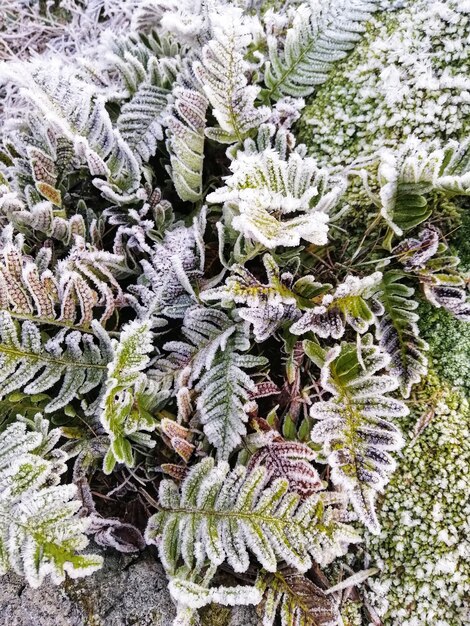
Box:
248 441 322 497
258 568 339 626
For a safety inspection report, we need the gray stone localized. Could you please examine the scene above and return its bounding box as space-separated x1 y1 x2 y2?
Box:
0 551 261 626
0 550 175 626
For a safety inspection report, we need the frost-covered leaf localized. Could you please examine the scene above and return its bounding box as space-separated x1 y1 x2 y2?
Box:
100 319 159 474
207 148 344 248
256 568 339 626
0 312 111 412
195 321 267 459
310 334 407 533
145 457 360 575
378 139 470 236
376 272 428 399
0 420 102 587
201 254 302 341
397 229 470 322
291 272 383 339
248 441 322 497
165 79 208 202
128 210 206 319
193 7 270 143
265 0 378 100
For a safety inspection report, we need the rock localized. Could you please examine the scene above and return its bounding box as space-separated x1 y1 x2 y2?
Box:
0 550 175 626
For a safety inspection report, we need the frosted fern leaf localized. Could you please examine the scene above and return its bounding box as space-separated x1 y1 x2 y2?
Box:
291 272 383 339
397 229 470 322
1 61 140 191
265 0 378 100
169 574 261 611
117 82 169 163
195 321 267 459
248 441 322 497
145 457 360 575
129 210 206 319
207 148 344 248
0 312 111 413
100 320 159 474
377 138 470 237
156 306 238 389
193 6 270 144
376 272 428 399
201 254 302 341
0 420 102 588
1 196 86 246
310 334 407 533
165 78 208 202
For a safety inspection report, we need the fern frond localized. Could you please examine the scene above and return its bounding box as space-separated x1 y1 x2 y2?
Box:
207 148 344 248
195 320 267 459
376 271 428 399
193 7 270 144
1 196 87 245
145 457 360 575
165 80 208 202
396 228 470 322
106 30 180 96
291 272 383 339
265 0 378 100
129 210 206 319
100 319 162 474
201 254 303 341
0 312 111 413
0 419 103 587
1 61 140 191
256 568 339 626
117 82 169 163
0 227 124 328
378 138 470 237
158 306 237 388
310 334 407 533
248 441 322 497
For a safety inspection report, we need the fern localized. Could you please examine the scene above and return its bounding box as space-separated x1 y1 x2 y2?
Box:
256 568 339 626
1 61 141 191
145 457 360 575
165 79 208 202
201 254 304 341
195 320 267 459
378 139 470 237
207 148 344 248
128 211 206 319
310 334 407 533
0 226 124 328
0 418 103 587
291 272 383 339
1 197 87 245
0 312 112 413
193 6 270 144
157 306 238 388
248 440 322 497
265 0 378 100
395 228 470 321
117 82 169 163
376 271 428 399
100 319 163 474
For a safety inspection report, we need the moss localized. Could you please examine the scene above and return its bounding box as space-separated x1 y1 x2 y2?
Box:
419 302 470 393
297 0 470 167
363 375 470 625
